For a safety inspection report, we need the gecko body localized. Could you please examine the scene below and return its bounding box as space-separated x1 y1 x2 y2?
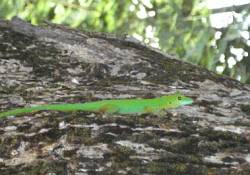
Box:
0 92 193 119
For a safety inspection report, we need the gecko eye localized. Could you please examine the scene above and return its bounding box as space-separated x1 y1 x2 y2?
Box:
177 96 182 100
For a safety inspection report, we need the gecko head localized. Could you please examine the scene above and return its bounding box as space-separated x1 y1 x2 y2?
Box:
161 91 193 108
177 94 193 106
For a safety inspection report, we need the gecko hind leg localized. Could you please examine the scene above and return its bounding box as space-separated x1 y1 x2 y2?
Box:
98 104 119 114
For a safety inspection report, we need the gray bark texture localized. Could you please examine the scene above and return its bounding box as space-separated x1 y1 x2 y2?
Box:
0 18 250 175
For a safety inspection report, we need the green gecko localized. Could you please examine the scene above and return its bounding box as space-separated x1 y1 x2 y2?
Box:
0 92 193 119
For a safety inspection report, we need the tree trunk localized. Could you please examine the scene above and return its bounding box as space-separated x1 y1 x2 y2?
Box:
0 18 250 175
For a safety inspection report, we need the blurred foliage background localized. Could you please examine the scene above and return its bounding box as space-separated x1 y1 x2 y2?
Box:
0 0 249 84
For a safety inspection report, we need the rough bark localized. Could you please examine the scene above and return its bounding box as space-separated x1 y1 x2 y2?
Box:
0 18 250 175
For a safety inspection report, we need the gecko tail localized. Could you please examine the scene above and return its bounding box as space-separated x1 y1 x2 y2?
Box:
0 104 67 119
0 107 41 119
0 103 95 119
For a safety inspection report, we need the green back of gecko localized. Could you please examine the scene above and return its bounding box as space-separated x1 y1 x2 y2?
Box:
0 92 193 119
